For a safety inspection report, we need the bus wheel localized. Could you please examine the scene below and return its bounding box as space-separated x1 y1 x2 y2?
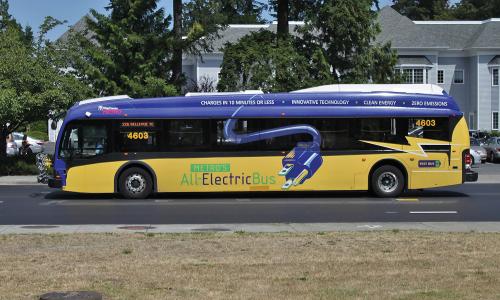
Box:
119 167 153 199
371 165 404 198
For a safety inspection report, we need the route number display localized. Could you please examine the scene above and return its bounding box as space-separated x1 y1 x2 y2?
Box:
415 119 436 127
126 132 149 140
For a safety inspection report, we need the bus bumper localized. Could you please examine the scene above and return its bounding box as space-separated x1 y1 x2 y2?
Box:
465 170 478 182
48 177 62 188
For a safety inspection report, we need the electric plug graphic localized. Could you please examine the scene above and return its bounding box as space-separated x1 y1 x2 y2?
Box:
278 142 323 190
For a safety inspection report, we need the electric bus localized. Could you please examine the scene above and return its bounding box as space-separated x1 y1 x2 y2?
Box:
48 84 478 198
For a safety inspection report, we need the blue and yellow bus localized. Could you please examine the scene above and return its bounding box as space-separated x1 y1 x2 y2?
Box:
49 84 477 198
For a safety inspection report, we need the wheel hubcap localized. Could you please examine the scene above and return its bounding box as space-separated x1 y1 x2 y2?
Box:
126 174 146 194
377 172 398 193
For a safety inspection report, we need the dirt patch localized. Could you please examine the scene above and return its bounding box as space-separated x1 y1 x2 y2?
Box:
0 231 499 299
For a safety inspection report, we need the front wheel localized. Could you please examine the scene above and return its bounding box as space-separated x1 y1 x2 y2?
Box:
118 167 153 199
371 165 405 198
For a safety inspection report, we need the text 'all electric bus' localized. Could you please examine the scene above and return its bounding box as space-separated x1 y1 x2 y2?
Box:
48 84 478 199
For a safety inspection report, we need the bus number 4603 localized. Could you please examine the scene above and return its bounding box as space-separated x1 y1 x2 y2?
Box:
126 132 149 140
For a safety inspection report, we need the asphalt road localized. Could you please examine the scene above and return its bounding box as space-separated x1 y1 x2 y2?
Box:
0 177 499 225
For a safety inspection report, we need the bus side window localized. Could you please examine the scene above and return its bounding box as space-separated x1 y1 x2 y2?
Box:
211 119 262 151
408 118 449 141
259 119 311 151
166 119 208 151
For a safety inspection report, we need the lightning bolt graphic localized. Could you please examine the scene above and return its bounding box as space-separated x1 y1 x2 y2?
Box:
360 136 450 158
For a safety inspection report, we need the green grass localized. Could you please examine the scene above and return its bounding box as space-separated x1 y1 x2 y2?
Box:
2 231 500 299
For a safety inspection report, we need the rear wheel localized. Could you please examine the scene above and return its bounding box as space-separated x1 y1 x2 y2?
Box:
371 165 405 198
119 167 153 199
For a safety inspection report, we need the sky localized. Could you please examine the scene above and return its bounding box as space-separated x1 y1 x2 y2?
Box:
8 0 430 41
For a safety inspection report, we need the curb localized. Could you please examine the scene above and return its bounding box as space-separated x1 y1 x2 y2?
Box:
3 222 500 234
0 176 40 186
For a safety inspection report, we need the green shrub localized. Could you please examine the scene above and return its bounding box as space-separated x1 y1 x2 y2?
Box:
0 157 39 176
26 121 49 141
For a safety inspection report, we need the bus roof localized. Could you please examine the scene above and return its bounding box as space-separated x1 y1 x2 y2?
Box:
292 84 445 95
65 85 462 122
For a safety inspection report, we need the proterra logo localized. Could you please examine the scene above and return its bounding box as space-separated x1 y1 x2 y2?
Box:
180 163 276 186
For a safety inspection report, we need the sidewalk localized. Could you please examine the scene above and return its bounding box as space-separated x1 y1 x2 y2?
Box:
0 176 40 185
4 222 500 234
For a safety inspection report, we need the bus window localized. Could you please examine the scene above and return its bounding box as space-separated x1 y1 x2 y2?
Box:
259 119 311 151
314 119 349 150
166 119 208 151
59 126 79 158
81 125 108 157
358 118 392 142
408 118 449 141
59 123 108 159
118 120 160 152
214 119 265 151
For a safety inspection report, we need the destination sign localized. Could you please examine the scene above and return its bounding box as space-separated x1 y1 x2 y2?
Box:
120 121 155 128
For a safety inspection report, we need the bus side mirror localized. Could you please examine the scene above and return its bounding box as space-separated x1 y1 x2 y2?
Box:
51 121 58 130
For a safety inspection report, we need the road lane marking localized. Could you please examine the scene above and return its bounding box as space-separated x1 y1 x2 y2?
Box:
396 198 419 202
409 211 457 214
357 225 382 229
385 211 399 214
39 200 66 206
0 201 3 204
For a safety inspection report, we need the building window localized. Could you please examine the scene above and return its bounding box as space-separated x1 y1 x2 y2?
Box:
396 68 427 84
493 112 499 131
493 69 499 86
469 113 475 130
453 70 464 84
438 70 444 84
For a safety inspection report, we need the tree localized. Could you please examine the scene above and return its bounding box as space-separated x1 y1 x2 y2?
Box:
0 2 92 158
392 0 452 20
68 0 177 98
220 0 266 24
269 0 316 22
300 0 398 83
182 0 227 49
451 0 500 19
171 0 183 88
276 0 289 38
218 0 398 92
217 30 318 92
184 0 265 29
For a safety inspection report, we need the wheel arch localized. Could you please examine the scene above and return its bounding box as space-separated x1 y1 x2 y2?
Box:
368 159 408 190
114 161 158 193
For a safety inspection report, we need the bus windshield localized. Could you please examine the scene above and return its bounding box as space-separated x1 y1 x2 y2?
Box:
59 123 108 159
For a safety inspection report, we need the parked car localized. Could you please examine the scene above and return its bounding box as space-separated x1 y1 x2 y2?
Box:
12 132 45 155
484 137 500 163
470 138 487 163
470 148 482 166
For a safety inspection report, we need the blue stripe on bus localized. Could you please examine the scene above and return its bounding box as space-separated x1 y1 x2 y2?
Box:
66 92 461 122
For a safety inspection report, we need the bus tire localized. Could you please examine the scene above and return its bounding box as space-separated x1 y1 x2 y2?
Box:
118 167 153 199
371 165 404 198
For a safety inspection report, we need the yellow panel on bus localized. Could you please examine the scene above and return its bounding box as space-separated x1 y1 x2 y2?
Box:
63 152 463 194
